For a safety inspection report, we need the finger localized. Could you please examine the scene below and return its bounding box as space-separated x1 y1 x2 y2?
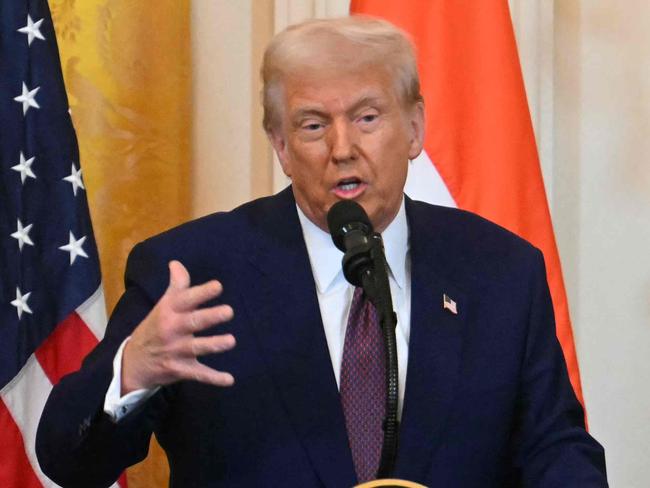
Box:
168 260 190 291
172 280 224 312
184 305 234 332
191 334 237 356
180 362 235 387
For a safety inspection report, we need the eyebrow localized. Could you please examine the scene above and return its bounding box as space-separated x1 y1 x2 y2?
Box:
292 108 328 122
291 95 386 125
346 96 384 115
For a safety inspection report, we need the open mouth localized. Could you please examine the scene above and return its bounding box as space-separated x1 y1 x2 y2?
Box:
333 177 366 198
336 178 362 191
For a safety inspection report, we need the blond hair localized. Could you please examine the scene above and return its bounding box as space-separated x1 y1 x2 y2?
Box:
261 16 423 132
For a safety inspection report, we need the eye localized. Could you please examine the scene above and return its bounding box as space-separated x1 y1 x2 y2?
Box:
360 114 378 123
297 119 326 140
303 122 324 131
357 111 380 128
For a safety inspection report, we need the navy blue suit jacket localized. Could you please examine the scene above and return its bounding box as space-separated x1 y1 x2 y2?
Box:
37 188 606 487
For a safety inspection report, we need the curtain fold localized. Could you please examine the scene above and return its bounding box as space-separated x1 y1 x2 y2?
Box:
52 1 191 486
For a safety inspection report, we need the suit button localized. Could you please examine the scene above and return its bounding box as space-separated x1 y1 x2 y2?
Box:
78 416 91 436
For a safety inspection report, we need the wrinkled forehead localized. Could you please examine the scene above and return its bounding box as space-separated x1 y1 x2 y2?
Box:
281 66 397 110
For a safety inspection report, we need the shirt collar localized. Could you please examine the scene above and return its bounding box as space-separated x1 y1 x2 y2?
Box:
296 198 409 294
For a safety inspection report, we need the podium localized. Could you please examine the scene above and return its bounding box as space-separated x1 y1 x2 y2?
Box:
356 479 427 488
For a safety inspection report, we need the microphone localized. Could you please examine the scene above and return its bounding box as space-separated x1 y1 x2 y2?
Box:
327 200 374 287
327 199 400 477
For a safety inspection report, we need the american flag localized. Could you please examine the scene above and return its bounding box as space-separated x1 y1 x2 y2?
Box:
0 2 125 486
443 293 457 315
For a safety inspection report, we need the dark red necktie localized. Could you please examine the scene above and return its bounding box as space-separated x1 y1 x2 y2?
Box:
340 287 386 483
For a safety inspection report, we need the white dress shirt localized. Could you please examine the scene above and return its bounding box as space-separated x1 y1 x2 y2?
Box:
296 200 411 418
104 198 411 421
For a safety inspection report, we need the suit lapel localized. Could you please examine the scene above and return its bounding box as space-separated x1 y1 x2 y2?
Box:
394 199 467 482
241 189 356 487
238 192 466 484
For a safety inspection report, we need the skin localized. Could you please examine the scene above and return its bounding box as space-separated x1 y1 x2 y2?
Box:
268 65 425 233
121 261 236 394
121 59 424 394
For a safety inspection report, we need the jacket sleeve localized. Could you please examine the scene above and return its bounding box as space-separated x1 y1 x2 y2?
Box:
36 242 171 488
514 249 608 487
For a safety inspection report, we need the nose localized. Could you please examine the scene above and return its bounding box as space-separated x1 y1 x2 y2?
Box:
330 118 358 163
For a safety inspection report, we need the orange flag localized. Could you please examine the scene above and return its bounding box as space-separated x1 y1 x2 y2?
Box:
351 0 584 407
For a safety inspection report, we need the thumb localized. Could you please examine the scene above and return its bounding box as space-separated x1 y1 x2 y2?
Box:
168 260 190 291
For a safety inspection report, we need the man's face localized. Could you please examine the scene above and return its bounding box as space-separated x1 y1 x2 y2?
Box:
269 66 424 233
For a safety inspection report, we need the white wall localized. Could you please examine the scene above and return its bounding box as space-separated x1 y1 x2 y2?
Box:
191 0 275 216
555 2 650 486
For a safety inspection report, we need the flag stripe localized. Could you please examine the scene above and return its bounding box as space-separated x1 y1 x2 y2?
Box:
0 400 43 488
1 355 63 487
1 350 123 488
118 472 128 488
404 150 457 208
76 286 109 341
34 312 98 386
351 0 584 406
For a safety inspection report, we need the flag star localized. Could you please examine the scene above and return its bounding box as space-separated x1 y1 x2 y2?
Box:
59 231 89 264
11 287 33 319
11 152 37 184
63 163 85 195
14 82 40 115
17 15 45 46
11 219 34 250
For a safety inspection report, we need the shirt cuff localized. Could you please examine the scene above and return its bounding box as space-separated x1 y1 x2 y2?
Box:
103 337 160 422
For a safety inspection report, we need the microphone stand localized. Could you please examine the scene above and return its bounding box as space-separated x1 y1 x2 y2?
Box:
357 232 399 479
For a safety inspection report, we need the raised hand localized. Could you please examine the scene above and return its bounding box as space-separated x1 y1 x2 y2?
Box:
121 260 236 394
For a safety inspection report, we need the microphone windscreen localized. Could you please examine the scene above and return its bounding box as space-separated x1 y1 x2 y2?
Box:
327 200 372 251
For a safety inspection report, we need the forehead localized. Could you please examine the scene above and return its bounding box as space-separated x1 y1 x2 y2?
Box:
281 66 399 114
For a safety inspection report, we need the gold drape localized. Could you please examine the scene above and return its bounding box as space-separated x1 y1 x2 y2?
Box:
52 1 191 486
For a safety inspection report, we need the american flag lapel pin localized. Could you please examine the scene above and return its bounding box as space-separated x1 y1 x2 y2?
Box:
443 293 458 315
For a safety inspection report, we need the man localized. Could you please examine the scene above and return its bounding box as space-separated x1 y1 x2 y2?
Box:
37 17 607 487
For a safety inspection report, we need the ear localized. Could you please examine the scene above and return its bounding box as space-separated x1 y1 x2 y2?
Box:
267 128 292 177
407 101 425 160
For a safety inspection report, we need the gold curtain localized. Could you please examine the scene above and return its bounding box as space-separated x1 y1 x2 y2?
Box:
52 1 191 486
